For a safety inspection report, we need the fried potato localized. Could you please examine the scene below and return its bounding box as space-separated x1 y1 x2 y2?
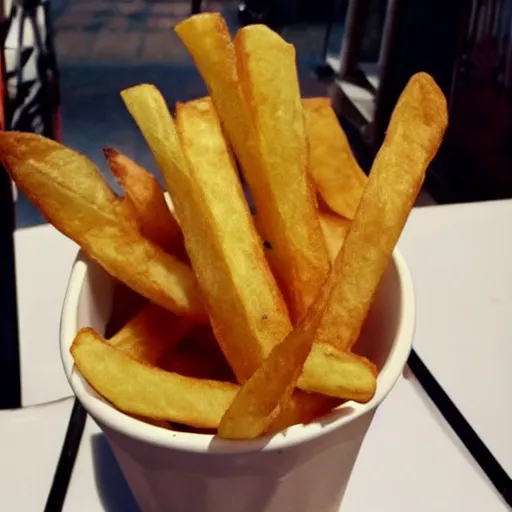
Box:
71 328 238 429
175 15 330 321
174 14 254 173
235 26 331 320
319 211 351 262
104 148 181 250
110 303 192 365
0 132 205 318
303 98 367 219
121 86 290 382
174 97 293 382
218 72 446 438
297 343 377 399
121 85 376 402
314 72 448 352
218 235 377 439
72 328 348 432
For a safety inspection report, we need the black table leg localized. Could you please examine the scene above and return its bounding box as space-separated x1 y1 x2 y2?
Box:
0 166 21 409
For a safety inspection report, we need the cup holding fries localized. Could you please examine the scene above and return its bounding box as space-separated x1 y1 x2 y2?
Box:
60 247 415 512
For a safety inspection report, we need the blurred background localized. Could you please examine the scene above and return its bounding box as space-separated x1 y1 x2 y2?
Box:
2 0 512 227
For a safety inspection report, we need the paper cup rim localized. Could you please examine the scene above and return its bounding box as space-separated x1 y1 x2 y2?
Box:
60 249 414 454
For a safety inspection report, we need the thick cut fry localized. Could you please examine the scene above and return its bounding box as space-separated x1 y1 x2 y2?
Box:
104 148 181 250
218 257 338 439
72 328 348 432
0 132 205 318
121 86 377 401
71 328 238 429
235 26 330 319
122 86 291 382
218 72 446 439
218 260 378 438
174 97 292 382
314 72 448 352
319 211 351 263
297 344 377 399
110 303 192 365
303 98 367 219
175 15 330 321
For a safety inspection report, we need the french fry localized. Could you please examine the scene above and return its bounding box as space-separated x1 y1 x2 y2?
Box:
218 72 447 439
319 211 351 263
71 328 238 429
110 303 192 365
235 26 332 320
72 328 352 431
0 132 205 319
218 237 378 439
175 15 330 321
122 86 378 401
303 98 367 219
104 148 181 250
122 87 291 382
174 97 292 382
313 72 448 352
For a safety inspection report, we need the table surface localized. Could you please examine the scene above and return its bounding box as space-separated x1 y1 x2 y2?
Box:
0 377 507 511
9 200 512 510
14 224 78 406
399 199 512 476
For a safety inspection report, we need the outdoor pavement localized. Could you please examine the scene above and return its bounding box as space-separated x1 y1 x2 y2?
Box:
17 0 345 227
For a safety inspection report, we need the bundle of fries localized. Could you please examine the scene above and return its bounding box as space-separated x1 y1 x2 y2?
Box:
0 14 447 440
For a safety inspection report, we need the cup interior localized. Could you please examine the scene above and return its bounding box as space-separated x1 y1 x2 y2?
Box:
60 249 414 454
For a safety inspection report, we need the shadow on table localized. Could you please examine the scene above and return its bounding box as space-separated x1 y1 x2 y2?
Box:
91 433 140 512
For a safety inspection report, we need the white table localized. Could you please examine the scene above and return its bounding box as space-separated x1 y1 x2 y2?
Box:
0 376 507 511
8 201 511 510
399 200 512 477
14 225 78 406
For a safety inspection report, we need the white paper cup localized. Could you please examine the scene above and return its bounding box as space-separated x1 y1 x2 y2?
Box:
60 249 414 512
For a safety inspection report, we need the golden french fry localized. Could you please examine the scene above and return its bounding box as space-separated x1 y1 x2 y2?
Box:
175 14 253 170
72 328 345 431
297 344 377 400
218 257 340 439
303 98 367 219
110 303 193 365
0 132 205 319
218 247 378 438
235 26 330 320
121 86 377 402
71 328 238 429
175 15 330 321
314 72 448 352
174 97 291 382
217 72 446 439
319 211 351 263
104 148 181 250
